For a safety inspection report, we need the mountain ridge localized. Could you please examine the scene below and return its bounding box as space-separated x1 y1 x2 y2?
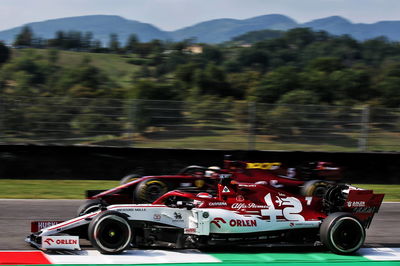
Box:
1 14 399 44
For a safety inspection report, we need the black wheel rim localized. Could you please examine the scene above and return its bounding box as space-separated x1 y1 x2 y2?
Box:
331 218 364 252
98 218 129 249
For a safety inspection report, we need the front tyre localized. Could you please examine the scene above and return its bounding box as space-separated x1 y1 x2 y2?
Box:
88 211 132 254
320 212 365 254
135 179 168 203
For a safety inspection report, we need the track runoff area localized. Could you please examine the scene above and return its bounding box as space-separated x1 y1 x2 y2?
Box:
1 248 400 265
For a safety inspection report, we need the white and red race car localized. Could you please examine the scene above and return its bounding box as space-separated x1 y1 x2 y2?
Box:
26 177 383 255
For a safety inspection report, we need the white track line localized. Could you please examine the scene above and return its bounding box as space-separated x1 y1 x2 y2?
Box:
359 248 400 261
45 249 221 264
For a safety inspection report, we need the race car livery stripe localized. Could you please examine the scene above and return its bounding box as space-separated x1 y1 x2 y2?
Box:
48 212 98 230
0 251 51 264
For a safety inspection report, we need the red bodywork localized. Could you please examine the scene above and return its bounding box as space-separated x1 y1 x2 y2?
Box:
152 179 383 228
86 160 341 205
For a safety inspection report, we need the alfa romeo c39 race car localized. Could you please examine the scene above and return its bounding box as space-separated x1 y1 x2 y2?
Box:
77 159 341 216
26 176 383 255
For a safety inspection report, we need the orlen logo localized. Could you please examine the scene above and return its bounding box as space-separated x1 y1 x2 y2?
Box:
211 217 257 228
45 238 78 245
44 238 54 245
229 219 257 227
211 217 227 228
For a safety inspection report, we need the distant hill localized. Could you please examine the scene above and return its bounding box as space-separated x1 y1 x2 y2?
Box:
170 14 297 43
1 14 400 45
304 16 400 41
0 15 169 45
231 29 284 44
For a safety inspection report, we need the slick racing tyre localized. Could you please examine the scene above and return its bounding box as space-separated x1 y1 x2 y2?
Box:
77 199 104 216
301 180 330 197
320 212 365 255
120 174 141 185
88 211 132 254
135 179 169 203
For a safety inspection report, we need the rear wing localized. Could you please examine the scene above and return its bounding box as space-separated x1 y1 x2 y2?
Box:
343 188 384 228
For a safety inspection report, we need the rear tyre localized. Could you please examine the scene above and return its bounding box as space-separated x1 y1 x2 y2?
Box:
320 212 365 254
120 174 141 185
134 179 169 203
88 211 132 254
301 180 329 197
77 199 103 216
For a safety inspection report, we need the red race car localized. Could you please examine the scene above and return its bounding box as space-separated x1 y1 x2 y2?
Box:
27 176 383 255
77 158 341 216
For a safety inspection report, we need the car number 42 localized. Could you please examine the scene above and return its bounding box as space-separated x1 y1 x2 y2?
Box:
261 193 305 222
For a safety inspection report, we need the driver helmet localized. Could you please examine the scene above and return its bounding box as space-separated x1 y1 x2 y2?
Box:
194 192 213 206
205 166 221 177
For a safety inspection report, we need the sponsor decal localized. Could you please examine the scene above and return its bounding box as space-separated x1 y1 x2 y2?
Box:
153 214 161 221
31 221 63 232
180 182 192 187
42 236 80 250
174 212 182 220
353 207 378 213
117 208 146 212
210 217 227 228
222 186 231 193
208 202 228 206
184 228 197 234
238 184 257 188
229 219 257 227
347 201 366 207
211 217 257 228
246 162 281 170
236 195 245 202
232 203 269 209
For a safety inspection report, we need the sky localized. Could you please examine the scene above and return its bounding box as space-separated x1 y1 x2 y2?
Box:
1 0 400 31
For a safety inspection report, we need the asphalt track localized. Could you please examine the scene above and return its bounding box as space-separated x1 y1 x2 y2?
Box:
0 200 399 250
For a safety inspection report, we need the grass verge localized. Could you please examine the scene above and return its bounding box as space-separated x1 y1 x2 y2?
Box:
0 179 119 199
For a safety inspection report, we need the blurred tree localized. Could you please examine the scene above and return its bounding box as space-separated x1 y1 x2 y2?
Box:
201 45 223 64
251 66 300 103
109 33 120 53
14 26 34 47
125 34 139 53
0 42 10 65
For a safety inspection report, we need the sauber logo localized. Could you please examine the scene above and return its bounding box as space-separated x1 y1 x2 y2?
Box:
211 217 227 228
44 238 54 245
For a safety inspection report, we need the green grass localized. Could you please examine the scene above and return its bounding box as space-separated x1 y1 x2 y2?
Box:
352 184 400 202
0 179 398 201
0 179 119 199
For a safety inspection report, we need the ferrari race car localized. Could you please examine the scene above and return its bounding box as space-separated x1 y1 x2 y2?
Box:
77 159 341 216
26 176 383 255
